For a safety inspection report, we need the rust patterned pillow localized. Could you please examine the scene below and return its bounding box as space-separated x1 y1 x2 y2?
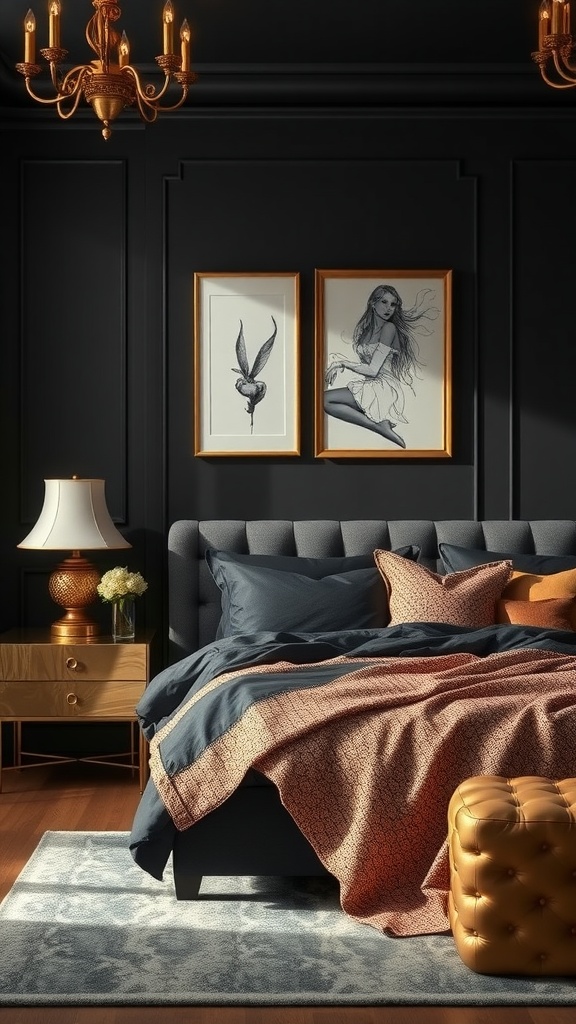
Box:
497 597 575 631
374 550 513 628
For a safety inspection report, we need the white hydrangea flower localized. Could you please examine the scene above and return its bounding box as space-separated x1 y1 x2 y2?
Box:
97 566 148 603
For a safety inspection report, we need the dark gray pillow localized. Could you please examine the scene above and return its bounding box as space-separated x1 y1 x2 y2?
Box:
206 546 420 637
439 542 576 576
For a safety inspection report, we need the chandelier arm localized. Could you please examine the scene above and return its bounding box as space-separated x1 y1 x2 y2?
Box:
554 51 576 74
146 87 190 113
56 84 88 120
22 66 87 106
86 11 100 60
60 64 90 92
48 62 61 93
55 66 92 118
122 64 175 107
120 68 159 121
132 74 192 114
550 50 576 84
539 63 576 87
136 97 159 122
133 87 160 123
133 90 190 116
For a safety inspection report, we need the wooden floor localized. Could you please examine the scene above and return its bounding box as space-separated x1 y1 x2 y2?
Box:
0 764 574 1024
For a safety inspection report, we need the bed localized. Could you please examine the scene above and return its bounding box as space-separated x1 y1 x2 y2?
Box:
129 519 576 936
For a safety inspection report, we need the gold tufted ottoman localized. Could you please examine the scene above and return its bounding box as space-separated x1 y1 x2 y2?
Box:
448 775 576 975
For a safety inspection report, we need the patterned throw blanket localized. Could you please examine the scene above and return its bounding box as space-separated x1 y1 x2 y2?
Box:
149 645 576 936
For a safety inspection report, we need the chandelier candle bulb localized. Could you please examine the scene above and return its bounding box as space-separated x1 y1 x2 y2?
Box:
163 0 174 53
24 9 36 64
551 0 564 34
48 0 61 48
119 31 130 67
539 0 551 47
180 19 190 71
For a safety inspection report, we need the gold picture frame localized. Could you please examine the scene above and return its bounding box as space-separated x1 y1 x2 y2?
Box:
194 272 300 457
315 269 452 459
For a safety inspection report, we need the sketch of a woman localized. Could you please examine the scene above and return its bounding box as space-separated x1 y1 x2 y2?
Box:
324 284 438 449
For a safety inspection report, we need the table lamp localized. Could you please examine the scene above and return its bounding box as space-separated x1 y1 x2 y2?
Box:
18 476 131 639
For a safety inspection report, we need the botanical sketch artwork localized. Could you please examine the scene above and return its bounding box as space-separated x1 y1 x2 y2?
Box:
231 317 278 433
194 273 300 456
315 270 452 458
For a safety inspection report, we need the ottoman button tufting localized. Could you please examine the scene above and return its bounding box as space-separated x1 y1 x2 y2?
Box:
448 775 576 975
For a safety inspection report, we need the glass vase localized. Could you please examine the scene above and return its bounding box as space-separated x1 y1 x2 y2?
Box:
112 597 135 642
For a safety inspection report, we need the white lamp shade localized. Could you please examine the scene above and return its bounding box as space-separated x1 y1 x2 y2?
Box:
17 478 132 551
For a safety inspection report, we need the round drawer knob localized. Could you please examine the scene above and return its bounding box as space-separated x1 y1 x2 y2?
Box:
66 692 78 706
66 657 78 671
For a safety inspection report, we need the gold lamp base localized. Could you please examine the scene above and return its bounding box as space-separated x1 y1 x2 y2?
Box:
48 553 101 639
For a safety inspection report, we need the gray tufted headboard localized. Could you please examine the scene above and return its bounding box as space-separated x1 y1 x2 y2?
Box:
167 519 576 662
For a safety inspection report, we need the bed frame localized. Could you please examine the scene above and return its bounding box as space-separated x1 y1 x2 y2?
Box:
167 518 576 898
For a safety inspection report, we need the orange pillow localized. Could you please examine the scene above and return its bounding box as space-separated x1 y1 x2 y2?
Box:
497 596 575 631
501 568 576 628
373 550 512 628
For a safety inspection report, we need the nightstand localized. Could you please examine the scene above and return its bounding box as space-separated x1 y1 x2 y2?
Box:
0 628 154 793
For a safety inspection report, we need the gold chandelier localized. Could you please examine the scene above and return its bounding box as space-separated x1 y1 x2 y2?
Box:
16 0 196 140
532 0 576 87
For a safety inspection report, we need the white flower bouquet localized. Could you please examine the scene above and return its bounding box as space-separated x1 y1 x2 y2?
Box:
97 566 148 604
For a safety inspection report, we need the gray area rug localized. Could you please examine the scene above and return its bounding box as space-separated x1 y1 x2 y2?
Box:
1 830 576 1007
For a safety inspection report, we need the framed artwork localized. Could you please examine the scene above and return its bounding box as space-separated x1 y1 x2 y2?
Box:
194 273 300 456
315 269 452 459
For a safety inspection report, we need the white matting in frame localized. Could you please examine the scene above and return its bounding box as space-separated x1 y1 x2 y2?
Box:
194 273 300 456
315 269 452 459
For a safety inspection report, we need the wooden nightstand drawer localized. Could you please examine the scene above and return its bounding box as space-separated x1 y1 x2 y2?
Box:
0 678 145 719
0 628 154 793
0 643 147 682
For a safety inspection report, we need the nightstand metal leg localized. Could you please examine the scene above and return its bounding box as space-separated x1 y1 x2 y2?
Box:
139 732 149 794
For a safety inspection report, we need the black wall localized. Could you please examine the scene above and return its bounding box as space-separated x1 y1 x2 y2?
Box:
2 64 576 651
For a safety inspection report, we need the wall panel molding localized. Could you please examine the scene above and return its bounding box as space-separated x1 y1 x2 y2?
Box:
165 152 479 522
3 63 576 115
19 159 129 526
510 157 576 519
